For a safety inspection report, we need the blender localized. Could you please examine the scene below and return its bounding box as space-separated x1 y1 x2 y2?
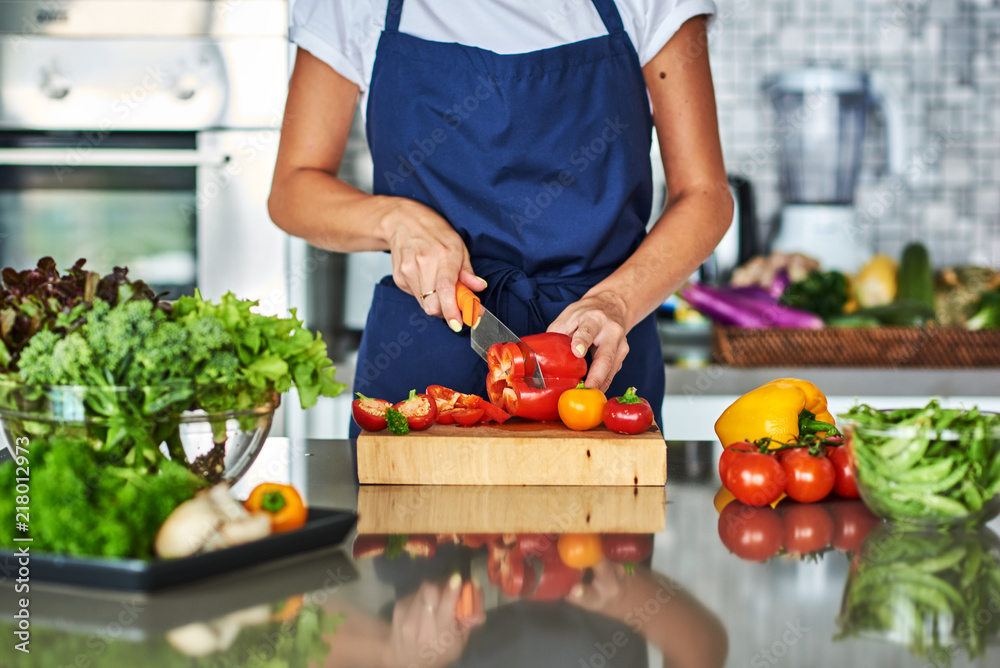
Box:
767 68 905 273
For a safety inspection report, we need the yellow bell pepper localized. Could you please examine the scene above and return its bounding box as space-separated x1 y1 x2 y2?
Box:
714 378 837 448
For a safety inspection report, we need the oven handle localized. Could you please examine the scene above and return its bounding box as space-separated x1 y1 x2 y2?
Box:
0 148 230 168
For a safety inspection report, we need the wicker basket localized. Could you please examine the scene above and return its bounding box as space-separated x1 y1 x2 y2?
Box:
711 326 1000 368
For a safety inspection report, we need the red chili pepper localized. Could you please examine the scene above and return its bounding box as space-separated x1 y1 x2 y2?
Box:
394 389 437 431
352 393 393 432
486 332 587 421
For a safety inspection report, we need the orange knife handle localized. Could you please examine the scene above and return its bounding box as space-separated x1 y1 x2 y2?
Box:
455 283 482 329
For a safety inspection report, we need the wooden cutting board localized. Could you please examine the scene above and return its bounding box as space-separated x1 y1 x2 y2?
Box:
357 484 667 533
356 420 666 486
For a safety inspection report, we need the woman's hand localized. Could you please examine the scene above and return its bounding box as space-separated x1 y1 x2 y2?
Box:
379 198 486 331
382 575 485 668
565 559 629 614
547 289 630 393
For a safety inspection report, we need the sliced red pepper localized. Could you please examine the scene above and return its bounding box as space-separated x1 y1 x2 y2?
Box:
426 385 510 424
351 393 393 432
451 407 485 425
486 332 587 421
394 389 437 431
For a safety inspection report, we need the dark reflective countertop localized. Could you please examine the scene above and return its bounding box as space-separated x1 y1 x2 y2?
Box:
4 438 1000 668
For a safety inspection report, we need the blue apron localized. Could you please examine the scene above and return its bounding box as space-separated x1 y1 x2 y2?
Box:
351 0 664 437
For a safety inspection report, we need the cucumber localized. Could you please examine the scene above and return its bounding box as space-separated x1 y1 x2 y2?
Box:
897 242 935 311
853 300 935 326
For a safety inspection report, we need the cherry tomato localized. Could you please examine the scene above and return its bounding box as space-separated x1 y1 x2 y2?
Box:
557 533 604 569
602 387 654 434
719 441 754 481
717 501 783 562
558 383 607 431
780 449 836 503
351 393 393 431
724 452 787 506
779 503 834 556
601 534 653 564
394 389 437 431
828 499 882 552
825 445 860 499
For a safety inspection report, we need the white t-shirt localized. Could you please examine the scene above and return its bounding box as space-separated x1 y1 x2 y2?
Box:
290 0 717 118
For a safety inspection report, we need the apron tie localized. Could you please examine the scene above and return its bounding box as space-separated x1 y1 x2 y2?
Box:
473 258 614 337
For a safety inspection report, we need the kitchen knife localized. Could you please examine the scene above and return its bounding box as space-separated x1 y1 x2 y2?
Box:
455 283 545 389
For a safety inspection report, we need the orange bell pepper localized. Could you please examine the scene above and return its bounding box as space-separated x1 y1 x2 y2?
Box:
244 483 308 533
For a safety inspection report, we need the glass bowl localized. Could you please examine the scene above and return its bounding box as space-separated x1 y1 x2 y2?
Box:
0 377 278 483
839 407 1000 528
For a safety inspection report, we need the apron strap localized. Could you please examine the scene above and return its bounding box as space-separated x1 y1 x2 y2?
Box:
384 0 403 33
590 0 626 35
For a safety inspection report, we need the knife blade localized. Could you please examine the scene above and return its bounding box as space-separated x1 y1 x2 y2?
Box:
456 283 545 389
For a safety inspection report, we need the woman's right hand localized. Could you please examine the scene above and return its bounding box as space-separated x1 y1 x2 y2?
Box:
379 197 487 332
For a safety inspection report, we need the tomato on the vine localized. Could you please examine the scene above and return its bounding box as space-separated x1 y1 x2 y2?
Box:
557 533 604 569
825 445 860 499
780 503 834 556
717 501 783 562
780 449 835 503
724 452 787 506
719 441 754 481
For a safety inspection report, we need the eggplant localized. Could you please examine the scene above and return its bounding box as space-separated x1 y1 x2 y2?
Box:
680 283 824 329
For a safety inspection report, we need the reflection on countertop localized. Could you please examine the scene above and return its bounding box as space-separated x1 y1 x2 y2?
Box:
5 439 999 668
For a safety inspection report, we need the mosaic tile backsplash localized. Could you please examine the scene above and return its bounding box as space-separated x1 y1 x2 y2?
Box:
708 0 1000 268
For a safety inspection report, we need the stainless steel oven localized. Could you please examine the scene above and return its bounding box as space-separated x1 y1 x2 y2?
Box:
0 0 290 310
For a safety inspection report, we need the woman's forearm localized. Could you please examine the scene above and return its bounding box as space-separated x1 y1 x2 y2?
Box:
586 183 733 332
268 167 399 253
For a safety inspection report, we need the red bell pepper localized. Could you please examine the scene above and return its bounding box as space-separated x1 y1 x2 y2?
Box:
486 332 587 421
394 389 437 431
351 393 393 432
426 384 511 425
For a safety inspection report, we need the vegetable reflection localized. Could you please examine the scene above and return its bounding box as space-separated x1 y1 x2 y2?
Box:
837 524 1000 665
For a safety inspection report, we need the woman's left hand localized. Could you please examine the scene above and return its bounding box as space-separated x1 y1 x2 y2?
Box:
547 290 630 393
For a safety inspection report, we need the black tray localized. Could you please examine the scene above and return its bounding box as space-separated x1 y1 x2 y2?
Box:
0 508 356 592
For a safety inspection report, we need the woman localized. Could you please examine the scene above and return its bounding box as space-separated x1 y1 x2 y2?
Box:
269 1 731 436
